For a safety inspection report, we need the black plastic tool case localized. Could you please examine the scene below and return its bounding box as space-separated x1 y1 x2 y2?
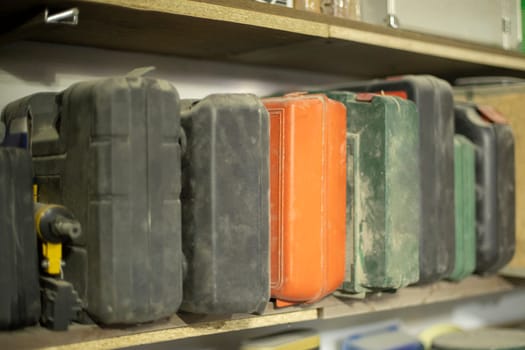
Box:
455 103 516 274
338 75 455 284
180 94 270 314
0 148 40 329
0 121 5 143
2 77 183 324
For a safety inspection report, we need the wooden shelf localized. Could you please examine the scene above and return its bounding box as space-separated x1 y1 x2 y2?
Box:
1 2 524 349
0 276 520 350
2 0 525 79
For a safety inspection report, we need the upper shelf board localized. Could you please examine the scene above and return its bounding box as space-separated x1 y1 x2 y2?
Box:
2 0 525 79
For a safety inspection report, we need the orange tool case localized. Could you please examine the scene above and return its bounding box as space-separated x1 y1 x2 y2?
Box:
263 93 346 307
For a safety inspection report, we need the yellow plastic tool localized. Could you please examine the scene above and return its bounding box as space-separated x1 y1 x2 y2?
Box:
419 324 462 350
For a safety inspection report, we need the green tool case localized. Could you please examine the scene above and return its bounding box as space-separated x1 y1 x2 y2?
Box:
449 135 476 281
317 91 420 293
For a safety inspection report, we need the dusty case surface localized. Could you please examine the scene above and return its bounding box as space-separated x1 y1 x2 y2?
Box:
2 77 183 325
180 94 270 314
454 80 523 274
241 330 320 350
337 75 455 284
0 148 40 329
263 93 346 306
315 91 420 293
449 135 476 281
342 324 423 350
454 103 516 274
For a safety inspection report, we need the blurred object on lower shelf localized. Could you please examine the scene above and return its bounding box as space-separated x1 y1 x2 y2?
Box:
311 91 420 294
359 0 522 51
180 94 270 315
255 0 293 7
34 200 83 331
39 277 82 331
342 322 423 350
431 328 525 349
1 76 184 326
418 324 462 350
448 136 476 281
241 329 320 350
454 78 525 276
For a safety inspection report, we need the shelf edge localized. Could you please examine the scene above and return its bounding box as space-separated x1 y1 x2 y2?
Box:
42 309 318 350
329 25 525 71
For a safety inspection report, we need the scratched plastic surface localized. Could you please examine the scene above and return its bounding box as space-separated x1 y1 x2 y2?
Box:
337 75 455 284
263 93 347 307
180 94 270 314
314 91 420 293
2 77 183 325
455 103 516 274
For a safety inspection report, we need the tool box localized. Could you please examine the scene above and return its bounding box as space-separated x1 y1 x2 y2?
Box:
336 75 455 284
180 94 270 314
0 147 40 329
313 91 420 293
454 79 523 274
455 103 516 274
432 328 525 350
2 76 184 325
448 136 477 281
33 201 83 330
263 93 346 306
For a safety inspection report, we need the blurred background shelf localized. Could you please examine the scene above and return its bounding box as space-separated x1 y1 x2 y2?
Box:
0 275 520 350
2 0 525 80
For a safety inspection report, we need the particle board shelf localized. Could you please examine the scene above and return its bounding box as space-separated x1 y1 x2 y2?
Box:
2 0 525 79
501 266 525 279
0 276 519 350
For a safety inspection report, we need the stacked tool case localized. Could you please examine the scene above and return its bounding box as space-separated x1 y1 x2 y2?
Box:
0 147 40 330
449 136 477 281
454 79 524 273
2 77 184 325
455 103 516 274
263 93 347 307
312 91 420 293
335 76 456 284
180 94 270 314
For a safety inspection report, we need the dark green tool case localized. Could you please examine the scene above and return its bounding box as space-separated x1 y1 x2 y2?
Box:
333 76 456 284
449 135 476 281
315 91 420 293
